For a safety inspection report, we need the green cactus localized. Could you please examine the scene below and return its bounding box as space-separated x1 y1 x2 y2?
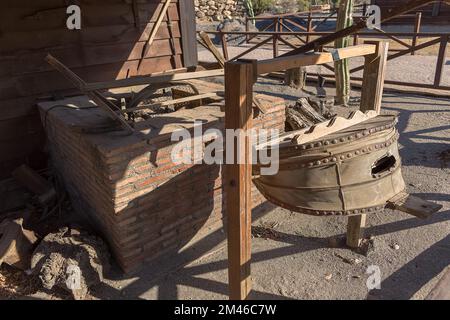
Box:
334 0 354 106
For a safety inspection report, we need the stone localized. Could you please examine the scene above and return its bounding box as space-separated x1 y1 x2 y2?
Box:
31 227 110 300
0 218 37 270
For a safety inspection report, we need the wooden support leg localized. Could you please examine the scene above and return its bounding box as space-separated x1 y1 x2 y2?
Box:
346 214 367 248
284 67 306 89
360 40 389 114
225 60 254 300
434 36 448 87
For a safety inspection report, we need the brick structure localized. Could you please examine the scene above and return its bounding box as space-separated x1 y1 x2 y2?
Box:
38 84 285 273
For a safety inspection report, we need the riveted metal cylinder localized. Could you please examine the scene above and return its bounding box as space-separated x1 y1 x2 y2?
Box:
253 115 406 216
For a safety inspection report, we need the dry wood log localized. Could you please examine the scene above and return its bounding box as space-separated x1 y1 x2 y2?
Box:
286 97 327 130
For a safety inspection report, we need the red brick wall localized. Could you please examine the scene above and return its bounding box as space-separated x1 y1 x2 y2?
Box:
39 93 286 273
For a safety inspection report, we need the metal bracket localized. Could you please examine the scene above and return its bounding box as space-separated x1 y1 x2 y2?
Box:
330 49 341 62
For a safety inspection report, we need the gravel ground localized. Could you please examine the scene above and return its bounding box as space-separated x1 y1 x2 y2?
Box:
75 80 449 300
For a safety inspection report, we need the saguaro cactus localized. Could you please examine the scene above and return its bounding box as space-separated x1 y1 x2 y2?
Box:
334 0 354 106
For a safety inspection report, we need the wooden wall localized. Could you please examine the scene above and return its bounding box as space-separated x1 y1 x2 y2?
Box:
0 0 197 179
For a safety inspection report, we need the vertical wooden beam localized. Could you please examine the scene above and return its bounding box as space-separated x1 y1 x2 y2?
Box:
411 12 422 55
360 40 389 114
346 214 367 248
221 32 229 61
273 35 279 58
225 60 254 300
306 12 313 43
434 35 448 87
179 0 198 67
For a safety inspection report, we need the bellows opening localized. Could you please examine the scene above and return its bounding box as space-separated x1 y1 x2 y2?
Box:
372 154 396 175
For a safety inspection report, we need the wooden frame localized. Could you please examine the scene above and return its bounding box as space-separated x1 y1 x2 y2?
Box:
224 42 388 299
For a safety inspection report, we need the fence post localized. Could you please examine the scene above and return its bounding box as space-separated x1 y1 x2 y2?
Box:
306 12 313 43
273 34 279 58
434 35 448 87
412 12 422 55
360 40 389 114
225 60 254 300
221 32 229 61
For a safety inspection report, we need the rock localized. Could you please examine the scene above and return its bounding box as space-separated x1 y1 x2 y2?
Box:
0 217 38 270
391 243 400 250
335 253 362 265
196 11 206 19
31 227 110 300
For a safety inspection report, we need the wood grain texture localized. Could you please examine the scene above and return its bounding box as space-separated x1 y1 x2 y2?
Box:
225 61 254 300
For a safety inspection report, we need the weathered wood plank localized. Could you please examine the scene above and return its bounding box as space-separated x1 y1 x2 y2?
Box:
388 191 443 219
0 39 183 77
346 214 367 248
0 22 182 54
0 55 183 100
0 2 180 32
257 44 376 75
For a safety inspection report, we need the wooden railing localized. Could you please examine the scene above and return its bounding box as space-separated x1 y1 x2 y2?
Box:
200 30 450 91
245 10 423 44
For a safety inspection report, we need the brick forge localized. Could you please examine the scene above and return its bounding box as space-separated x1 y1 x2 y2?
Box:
37 87 286 273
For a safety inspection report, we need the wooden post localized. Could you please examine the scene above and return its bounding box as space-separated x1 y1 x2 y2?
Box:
346 214 367 248
306 12 313 43
434 35 448 87
221 32 229 61
360 40 389 114
273 34 279 58
348 40 388 248
245 17 249 43
411 12 421 55
225 60 254 300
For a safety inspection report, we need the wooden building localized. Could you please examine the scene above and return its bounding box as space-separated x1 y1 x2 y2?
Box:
0 0 197 179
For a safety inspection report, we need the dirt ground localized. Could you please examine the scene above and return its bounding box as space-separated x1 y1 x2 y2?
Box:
3 33 450 301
